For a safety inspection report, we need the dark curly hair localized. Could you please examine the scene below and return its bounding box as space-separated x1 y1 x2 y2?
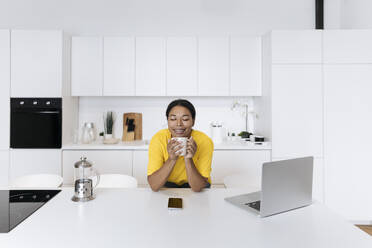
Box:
166 99 196 120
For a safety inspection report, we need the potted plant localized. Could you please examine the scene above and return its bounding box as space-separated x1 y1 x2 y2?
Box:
238 131 252 139
103 111 115 139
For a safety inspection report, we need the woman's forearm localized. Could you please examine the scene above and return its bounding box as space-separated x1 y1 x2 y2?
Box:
147 158 177 191
184 158 208 192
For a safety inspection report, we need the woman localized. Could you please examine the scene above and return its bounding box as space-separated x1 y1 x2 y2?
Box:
147 99 214 192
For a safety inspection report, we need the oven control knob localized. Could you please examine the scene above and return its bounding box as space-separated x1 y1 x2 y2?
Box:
46 101 51 105
33 101 38 105
20 101 24 105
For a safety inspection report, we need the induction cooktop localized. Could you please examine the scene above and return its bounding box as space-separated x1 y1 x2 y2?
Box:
0 190 60 233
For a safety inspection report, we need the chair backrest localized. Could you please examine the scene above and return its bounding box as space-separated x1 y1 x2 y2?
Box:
97 174 138 189
11 174 63 188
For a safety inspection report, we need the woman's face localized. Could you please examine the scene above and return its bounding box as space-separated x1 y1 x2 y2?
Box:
167 106 194 137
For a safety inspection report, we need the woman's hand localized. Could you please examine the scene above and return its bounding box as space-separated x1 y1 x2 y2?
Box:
185 137 197 159
167 139 182 161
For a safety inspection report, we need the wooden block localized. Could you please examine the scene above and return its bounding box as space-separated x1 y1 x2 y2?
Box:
122 113 142 141
126 132 135 141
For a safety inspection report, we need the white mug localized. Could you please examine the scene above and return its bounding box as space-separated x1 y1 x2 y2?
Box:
171 137 187 156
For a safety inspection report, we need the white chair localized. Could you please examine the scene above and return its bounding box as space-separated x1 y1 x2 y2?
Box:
223 174 260 193
10 174 63 188
97 174 138 189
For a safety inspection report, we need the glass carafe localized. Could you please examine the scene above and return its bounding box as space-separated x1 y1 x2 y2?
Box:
71 157 100 202
81 122 96 144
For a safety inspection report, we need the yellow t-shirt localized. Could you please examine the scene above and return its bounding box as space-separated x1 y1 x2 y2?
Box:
147 129 214 185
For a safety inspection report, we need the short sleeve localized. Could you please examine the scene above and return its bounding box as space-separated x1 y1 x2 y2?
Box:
147 136 165 176
195 138 214 181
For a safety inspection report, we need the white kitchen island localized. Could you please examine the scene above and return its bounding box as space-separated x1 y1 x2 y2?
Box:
0 188 371 248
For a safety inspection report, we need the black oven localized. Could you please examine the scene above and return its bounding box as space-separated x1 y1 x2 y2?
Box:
10 98 62 148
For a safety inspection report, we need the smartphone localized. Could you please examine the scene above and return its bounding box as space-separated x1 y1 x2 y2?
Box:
168 197 183 209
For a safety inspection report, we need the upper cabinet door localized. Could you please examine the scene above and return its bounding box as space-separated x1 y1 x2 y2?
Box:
166 37 197 96
323 30 372 64
135 37 166 96
271 30 322 64
71 37 103 96
271 65 323 158
0 30 10 149
230 36 262 96
198 37 229 96
103 37 135 96
11 30 62 97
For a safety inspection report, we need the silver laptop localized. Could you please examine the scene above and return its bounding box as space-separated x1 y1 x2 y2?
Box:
225 157 313 217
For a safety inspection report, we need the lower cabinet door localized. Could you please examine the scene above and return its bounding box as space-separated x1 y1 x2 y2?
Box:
211 150 271 187
132 150 148 186
9 149 62 183
62 150 133 185
0 150 9 187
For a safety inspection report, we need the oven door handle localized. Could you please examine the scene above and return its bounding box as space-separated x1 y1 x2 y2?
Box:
32 110 61 114
12 109 61 114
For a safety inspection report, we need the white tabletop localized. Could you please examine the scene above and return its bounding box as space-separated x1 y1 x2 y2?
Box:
0 188 371 248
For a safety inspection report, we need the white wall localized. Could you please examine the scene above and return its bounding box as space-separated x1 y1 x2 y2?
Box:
325 0 342 29
0 0 317 35
1 0 370 40
78 97 255 141
341 0 372 28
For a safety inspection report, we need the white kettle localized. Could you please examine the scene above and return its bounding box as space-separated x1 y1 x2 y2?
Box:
210 121 223 144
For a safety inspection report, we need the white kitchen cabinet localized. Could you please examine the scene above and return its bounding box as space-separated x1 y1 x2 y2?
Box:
312 158 324 203
211 150 271 186
103 37 135 96
198 37 229 96
9 149 62 183
11 30 62 97
230 36 262 96
0 30 10 150
323 30 372 64
0 150 9 187
132 150 149 186
133 149 271 187
135 37 166 96
71 37 103 96
62 150 133 185
324 65 372 221
272 157 324 203
271 30 322 64
271 65 323 158
166 37 197 96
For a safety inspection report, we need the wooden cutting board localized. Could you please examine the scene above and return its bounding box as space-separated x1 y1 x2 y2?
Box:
122 113 142 141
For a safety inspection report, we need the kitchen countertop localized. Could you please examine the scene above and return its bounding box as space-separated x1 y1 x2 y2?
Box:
0 188 371 248
62 140 271 150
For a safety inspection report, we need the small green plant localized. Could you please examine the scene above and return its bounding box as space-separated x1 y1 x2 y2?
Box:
238 131 252 139
103 111 115 135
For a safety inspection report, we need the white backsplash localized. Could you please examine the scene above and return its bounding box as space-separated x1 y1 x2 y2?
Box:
78 96 256 141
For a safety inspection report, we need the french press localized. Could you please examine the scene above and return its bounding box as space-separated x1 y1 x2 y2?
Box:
71 157 100 202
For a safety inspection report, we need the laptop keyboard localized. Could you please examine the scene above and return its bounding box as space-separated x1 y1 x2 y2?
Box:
245 200 261 211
